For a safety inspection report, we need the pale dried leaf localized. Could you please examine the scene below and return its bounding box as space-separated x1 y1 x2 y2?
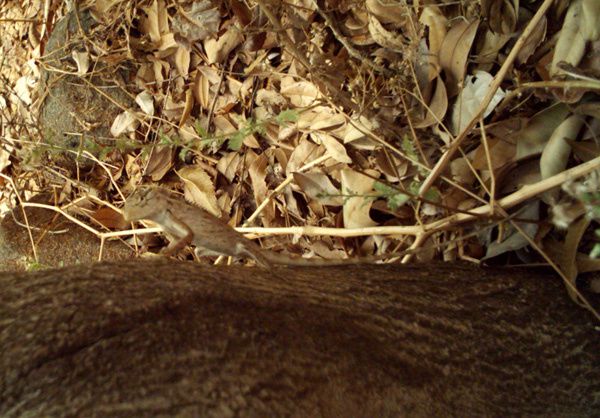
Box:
72 50 89 75
341 168 377 229
312 132 351 164
451 71 505 134
110 111 139 137
172 0 220 42
177 165 221 216
439 19 479 97
515 103 570 159
144 145 173 181
294 172 343 206
204 26 243 64
135 90 155 116
484 201 539 259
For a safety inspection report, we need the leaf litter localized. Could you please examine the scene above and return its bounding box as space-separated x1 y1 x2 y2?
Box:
1 0 600 313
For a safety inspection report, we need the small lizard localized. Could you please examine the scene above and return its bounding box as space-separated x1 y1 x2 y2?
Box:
123 186 394 267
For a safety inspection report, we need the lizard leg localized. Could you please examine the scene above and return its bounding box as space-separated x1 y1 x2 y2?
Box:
194 247 225 258
237 242 271 267
160 211 194 256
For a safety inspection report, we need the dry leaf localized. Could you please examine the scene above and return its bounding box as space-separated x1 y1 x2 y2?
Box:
110 111 139 137
91 207 128 230
451 71 506 134
177 165 220 216
439 19 479 97
144 145 173 181
340 168 377 229
311 132 351 164
294 172 343 206
172 0 220 43
135 90 155 116
204 26 243 64
515 103 570 159
71 50 89 75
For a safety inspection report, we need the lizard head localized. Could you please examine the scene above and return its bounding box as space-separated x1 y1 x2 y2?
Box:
122 186 166 221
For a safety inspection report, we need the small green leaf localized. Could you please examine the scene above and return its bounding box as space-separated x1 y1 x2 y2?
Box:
276 109 299 124
194 119 208 137
228 132 244 150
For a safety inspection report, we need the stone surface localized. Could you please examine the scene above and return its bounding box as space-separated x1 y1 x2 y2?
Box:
38 8 133 167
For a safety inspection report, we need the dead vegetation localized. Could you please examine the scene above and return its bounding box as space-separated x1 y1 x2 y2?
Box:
1 1 600 314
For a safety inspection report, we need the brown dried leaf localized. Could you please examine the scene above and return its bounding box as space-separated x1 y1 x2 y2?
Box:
144 145 173 181
439 19 479 97
216 152 242 182
312 132 351 164
177 165 220 216
340 169 377 228
92 207 128 230
172 0 220 43
204 26 243 64
293 172 343 206
414 75 448 128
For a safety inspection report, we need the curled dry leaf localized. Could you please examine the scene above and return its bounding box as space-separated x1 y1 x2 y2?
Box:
110 110 139 137
439 19 479 97
135 90 155 116
171 0 220 43
176 165 220 216
540 114 585 203
91 207 128 230
552 0 600 77
204 26 243 64
311 132 351 164
71 50 89 75
341 168 377 229
515 103 570 159
451 71 506 135
293 172 343 206
144 145 173 181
